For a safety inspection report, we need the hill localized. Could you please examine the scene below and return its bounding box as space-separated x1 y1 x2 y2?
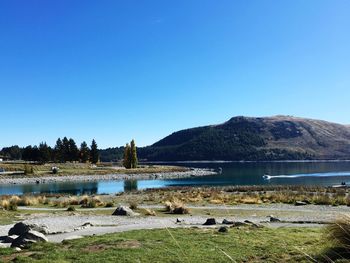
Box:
136 116 350 161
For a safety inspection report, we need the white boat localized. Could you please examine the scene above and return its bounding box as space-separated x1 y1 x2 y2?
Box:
262 174 271 180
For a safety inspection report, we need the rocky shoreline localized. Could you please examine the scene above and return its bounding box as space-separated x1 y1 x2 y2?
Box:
0 168 217 185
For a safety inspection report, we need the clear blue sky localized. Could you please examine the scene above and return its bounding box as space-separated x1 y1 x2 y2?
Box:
1 0 350 149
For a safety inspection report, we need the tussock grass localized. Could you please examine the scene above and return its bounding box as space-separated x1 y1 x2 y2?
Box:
143 208 156 216
131 185 350 206
129 201 138 210
105 201 114 207
321 215 350 261
66 206 76 212
164 199 189 214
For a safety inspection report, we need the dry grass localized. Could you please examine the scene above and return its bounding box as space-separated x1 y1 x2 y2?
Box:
164 199 190 214
129 201 138 210
143 208 156 216
132 186 350 206
322 215 350 261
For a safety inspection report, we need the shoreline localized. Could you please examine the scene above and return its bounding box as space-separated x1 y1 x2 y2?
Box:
0 168 217 185
143 159 350 164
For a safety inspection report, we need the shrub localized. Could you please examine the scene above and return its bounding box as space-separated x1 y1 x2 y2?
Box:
0 199 9 210
8 202 18 211
0 199 17 211
24 164 34 175
144 208 156 216
164 200 189 214
105 201 114 208
17 196 39 206
67 206 76 212
79 195 89 205
68 197 79 206
81 199 99 208
9 196 21 205
129 201 138 210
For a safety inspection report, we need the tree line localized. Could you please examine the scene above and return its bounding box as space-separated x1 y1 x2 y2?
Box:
0 138 99 164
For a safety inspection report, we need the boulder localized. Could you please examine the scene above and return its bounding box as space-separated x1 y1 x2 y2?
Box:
8 222 49 236
203 218 216 225
222 219 234 225
112 206 139 216
11 230 48 248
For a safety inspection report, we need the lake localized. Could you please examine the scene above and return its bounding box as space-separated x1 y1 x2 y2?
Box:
1 161 350 195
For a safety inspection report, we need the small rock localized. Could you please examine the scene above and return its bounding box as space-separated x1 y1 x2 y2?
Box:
14 247 21 252
295 201 307 206
112 206 139 216
244 220 264 228
203 218 216 225
231 222 249 227
269 216 281 222
82 222 93 227
218 226 228 233
176 218 184 223
62 235 84 242
222 219 234 225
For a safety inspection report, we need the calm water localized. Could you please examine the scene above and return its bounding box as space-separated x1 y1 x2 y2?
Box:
2 161 350 195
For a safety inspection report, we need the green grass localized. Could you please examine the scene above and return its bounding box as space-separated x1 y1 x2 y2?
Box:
0 162 187 177
0 227 329 263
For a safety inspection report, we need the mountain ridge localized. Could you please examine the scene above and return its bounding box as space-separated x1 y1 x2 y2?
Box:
135 115 350 161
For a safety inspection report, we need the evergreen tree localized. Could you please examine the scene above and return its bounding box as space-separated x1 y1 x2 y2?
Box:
0 145 21 160
79 141 90 163
38 142 51 163
68 138 79 161
22 145 40 162
90 139 99 164
22 146 33 161
130 139 138 168
54 138 64 162
62 137 70 162
123 143 131 169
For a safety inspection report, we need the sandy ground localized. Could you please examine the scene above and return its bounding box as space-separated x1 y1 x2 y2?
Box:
0 203 348 243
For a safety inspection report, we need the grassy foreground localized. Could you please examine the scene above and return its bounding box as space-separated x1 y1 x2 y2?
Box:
0 227 328 263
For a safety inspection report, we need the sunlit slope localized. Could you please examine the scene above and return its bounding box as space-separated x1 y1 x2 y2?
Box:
138 116 350 161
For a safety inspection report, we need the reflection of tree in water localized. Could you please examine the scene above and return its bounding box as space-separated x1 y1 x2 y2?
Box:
124 179 138 192
20 182 99 195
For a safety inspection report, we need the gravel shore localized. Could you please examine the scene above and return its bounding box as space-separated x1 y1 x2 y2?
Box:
0 168 216 185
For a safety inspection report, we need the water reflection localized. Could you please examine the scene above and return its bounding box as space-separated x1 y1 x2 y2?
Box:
124 179 138 192
2 161 350 195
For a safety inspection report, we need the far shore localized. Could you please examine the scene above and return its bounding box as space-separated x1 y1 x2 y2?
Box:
0 168 217 185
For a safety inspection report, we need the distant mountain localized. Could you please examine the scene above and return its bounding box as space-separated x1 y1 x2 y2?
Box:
136 116 350 161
